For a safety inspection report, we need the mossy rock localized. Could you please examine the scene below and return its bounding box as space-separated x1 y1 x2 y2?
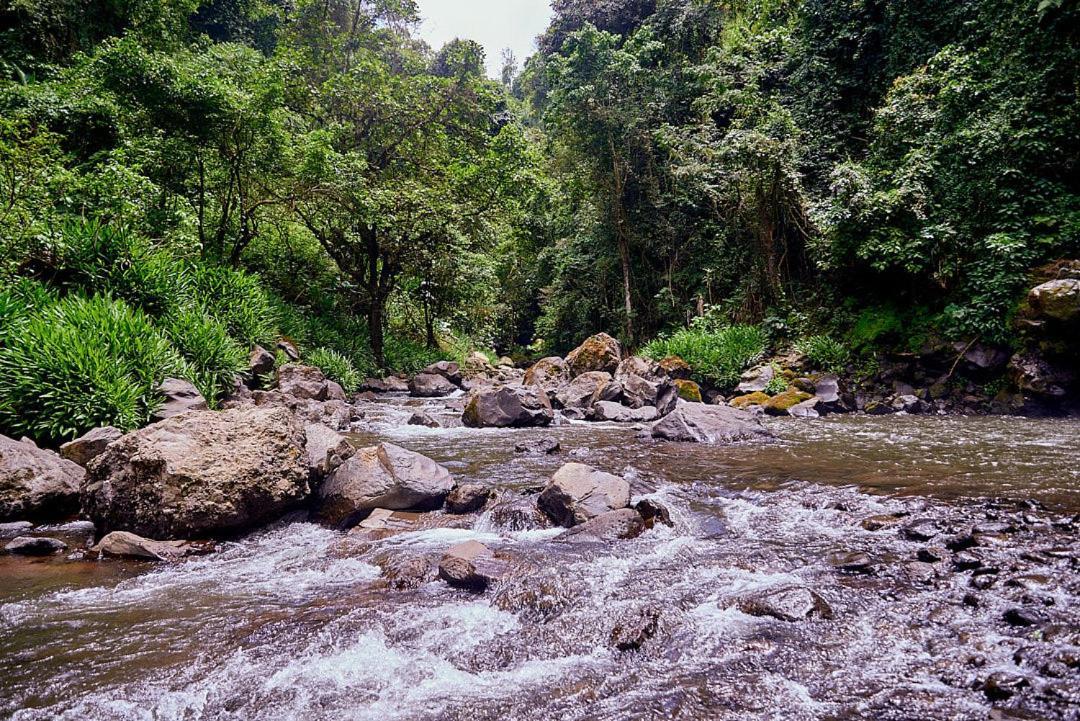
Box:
674 379 702 403
659 356 692 380
730 391 770 409
764 389 813 415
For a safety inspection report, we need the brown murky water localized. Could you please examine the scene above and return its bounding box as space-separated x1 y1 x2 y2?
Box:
1 399 1077 720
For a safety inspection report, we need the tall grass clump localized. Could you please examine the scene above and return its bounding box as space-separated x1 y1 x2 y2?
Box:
190 265 278 347
162 308 248 403
0 294 186 442
643 324 768 390
306 347 362 393
795 335 850 372
0 278 54 345
383 335 445 375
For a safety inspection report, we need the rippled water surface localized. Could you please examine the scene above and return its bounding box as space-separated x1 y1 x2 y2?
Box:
2 401 1078 720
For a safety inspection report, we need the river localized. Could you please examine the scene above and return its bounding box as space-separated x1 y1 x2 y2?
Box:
1 398 1077 720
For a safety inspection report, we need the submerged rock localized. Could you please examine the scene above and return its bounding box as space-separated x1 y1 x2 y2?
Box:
610 606 662 651
4 535 67 555
83 407 309 539
555 508 645 542
537 463 631 527
438 540 514 591
407 411 441 428
462 385 553 428
514 438 561 455
739 587 833 622
317 443 453 526
565 333 622 377
652 401 771 444
59 426 123 468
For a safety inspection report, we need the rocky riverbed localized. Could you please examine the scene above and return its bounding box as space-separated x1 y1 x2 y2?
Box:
1 389 1078 720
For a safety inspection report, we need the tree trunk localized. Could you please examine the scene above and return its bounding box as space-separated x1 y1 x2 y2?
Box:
368 299 385 370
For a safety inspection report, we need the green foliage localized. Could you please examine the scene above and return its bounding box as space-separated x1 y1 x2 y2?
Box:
795 335 849 372
189 264 277 347
162 308 247 404
0 278 54 346
0 294 186 443
306 347 362 394
764 370 789 396
643 324 768 390
383 336 447 377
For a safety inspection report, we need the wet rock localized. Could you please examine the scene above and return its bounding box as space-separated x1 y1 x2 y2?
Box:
407 411 441 428
764 389 813 415
537 463 631 527
445 484 491 514
736 364 774 394
830 551 874 574
151 378 209 421
318 444 453 526
565 333 622 378
514 438 561 455
635 499 673 528
902 561 938 585
361 377 409 394
487 493 553 532
305 424 354 477
1 435 85 522
861 514 903 531
524 357 570 398
83 407 310 539
276 364 330 401
673 379 702 403
377 552 435 590
248 345 276 378
982 672 1030 701
4 535 67 555
952 552 983 572
324 381 347 402
590 401 658 423
463 385 553 428
788 398 822 418
652 400 771 444
92 530 206 561
739 587 833 622
438 541 514 591
1008 352 1075 399
0 521 33 538
902 518 940 541
892 394 924 414
421 361 463 387
409 373 458 398
1028 278 1080 322
658 356 692 380
555 508 645 542
610 606 661 651
555 371 612 412
59 426 123 468
864 400 896 416
1003 607 1046 628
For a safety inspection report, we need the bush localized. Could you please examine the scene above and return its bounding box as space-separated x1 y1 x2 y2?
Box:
189 264 278 347
796 335 850 372
643 324 768 390
383 334 446 376
162 308 247 404
0 278 54 346
306 347 361 393
0 294 186 442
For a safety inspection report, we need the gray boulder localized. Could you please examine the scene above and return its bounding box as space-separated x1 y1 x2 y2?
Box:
407 411 441 428
555 371 612 412
421 361 463 386
83 407 310 539
361 376 410 394
92 531 205 561
736 365 775 394
462 385 554 428
305 424 355 477
317 443 453 526
537 463 631 527
5 536 67 555
151 378 208 421
409 373 459 398
0 435 84 521
60 426 123 468
524 357 571 398
565 333 622 377
590 401 658 423
555 508 645 543
277 364 330 401
652 400 771 444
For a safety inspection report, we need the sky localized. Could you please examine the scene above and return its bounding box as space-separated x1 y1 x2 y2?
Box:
414 0 554 78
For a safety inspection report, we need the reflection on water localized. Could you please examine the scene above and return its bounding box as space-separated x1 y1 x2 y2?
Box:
1 402 1077 720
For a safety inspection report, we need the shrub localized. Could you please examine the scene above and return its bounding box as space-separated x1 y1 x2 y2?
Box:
643 324 768 390
189 264 278 347
383 334 446 376
162 308 247 404
796 335 850 372
0 294 186 442
306 347 362 393
0 278 54 346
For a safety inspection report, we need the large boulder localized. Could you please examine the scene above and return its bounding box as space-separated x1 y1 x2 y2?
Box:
590 401 658 423
565 333 622 377
422 361 463 387
409 373 459 398
673 379 702 403
0 435 85 522
524 357 571 398
60 427 123 468
1008 352 1075 399
151 378 209 421
652 400 771 444
316 443 453 526
82 407 310 539
462 385 554 428
658 356 692 380
555 371 612 413
537 463 631 527
1029 279 1080 323
763 389 813 416
620 373 677 415
277 364 330 401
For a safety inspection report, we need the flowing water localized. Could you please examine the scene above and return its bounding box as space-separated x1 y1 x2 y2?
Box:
2 398 1078 720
